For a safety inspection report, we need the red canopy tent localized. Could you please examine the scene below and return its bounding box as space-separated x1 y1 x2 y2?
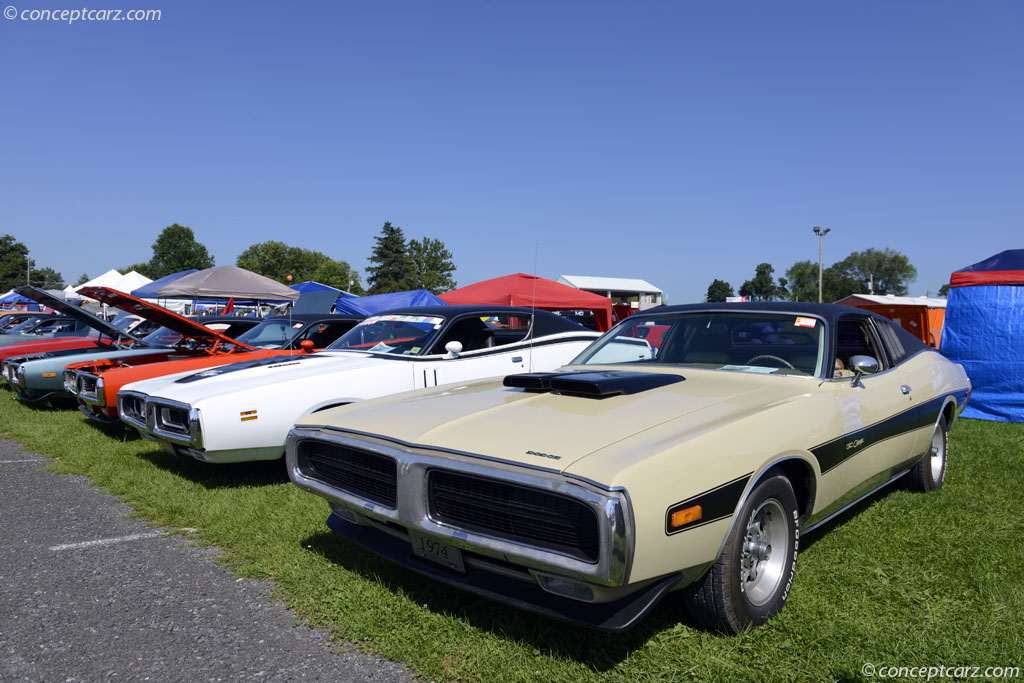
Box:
440 273 614 331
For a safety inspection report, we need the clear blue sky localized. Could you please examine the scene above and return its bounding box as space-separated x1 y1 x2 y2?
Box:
2 1 1021 303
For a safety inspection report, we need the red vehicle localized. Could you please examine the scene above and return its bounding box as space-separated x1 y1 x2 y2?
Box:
66 287 360 421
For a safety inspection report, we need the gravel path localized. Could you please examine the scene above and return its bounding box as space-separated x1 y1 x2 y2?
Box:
0 439 416 682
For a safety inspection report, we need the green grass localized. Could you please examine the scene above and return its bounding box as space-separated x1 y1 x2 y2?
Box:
2 389 1022 681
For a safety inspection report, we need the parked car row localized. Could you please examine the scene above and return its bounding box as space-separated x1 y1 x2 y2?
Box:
2 288 970 633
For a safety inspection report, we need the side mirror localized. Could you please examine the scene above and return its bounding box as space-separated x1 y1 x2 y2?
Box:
444 341 463 358
849 355 879 385
299 339 315 353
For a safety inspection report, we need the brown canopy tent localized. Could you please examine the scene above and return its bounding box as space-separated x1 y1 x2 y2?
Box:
157 265 299 302
440 273 613 331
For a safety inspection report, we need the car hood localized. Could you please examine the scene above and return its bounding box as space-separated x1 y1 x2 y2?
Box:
129 351 391 403
300 366 818 477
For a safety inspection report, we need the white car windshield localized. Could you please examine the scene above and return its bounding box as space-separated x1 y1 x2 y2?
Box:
571 312 826 377
327 315 445 356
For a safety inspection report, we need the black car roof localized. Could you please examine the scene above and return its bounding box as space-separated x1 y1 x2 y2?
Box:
259 313 364 323
368 305 590 336
635 302 928 353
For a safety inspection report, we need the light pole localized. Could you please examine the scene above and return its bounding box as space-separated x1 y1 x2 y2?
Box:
812 226 830 303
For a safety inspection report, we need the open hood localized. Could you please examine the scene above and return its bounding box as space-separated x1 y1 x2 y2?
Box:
15 286 136 342
78 287 256 350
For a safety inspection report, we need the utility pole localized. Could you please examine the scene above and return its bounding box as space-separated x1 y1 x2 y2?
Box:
26 256 32 286
812 226 830 303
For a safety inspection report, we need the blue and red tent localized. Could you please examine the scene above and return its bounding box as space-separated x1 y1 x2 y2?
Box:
943 249 1024 422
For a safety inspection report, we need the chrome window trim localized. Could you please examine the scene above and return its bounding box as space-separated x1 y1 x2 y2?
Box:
286 427 634 587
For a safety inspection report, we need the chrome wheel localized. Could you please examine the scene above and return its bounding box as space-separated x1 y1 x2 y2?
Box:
929 424 946 482
739 497 788 606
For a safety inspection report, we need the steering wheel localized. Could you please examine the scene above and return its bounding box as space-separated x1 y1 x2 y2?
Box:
746 354 795 369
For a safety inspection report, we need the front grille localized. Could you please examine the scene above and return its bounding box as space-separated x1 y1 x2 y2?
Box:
427 471 600 563
77 373 98 399
150 401 191 438
63 369 77 393
120 394 146 425
296 441 397 508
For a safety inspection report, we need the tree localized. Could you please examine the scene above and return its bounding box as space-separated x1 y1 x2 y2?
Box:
235 240 364 294
29 267 64 289
74 273 90 286
147 223 215 278
831 248 917 296
785 261 819 302
938 283 950 297
121 262 157 279
739 263 788 301
0 234 30 292
705 279 735 302
365 222 415 294
409 237 457 294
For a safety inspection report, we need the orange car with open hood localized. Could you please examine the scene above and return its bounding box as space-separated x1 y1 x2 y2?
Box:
65 287 361 421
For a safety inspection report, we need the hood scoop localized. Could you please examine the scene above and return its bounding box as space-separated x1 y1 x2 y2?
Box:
503 370 684 398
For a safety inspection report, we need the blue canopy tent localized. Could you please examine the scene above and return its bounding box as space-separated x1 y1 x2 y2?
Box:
943 249 1024 422
0 291 40 311
334 289 446 316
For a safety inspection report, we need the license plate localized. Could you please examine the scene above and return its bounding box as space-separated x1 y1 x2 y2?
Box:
409 531 465 573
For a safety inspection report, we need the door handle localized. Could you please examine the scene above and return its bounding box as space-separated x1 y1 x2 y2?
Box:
512 356 523 363
900 385 912 395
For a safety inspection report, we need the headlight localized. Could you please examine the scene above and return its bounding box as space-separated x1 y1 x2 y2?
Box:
63 370 77 393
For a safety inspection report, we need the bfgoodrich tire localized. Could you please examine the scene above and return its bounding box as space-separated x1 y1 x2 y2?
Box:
684 475 799 633
905 418 947 492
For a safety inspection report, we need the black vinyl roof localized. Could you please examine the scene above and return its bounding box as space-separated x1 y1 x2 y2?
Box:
634 302 929 354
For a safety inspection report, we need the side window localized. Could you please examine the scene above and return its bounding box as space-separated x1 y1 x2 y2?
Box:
874 320 907 365
834 318 888 377
431 314 532 354
298 321 357 348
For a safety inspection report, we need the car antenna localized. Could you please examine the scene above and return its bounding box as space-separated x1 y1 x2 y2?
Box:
528 243 538 372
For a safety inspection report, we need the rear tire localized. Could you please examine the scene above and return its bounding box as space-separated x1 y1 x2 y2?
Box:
905 419 947 492
684 475 799 633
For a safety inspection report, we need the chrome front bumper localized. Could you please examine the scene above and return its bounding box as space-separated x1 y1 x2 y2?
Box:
286 426 635 592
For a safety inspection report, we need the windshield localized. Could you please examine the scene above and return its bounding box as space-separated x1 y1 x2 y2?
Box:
571 312 826 377
233 319 303 349
327 314 445 355
140 325 184 348
3 316 48 333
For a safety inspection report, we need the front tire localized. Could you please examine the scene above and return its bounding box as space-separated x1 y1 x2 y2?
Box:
684 475 799 633
905 418 947 492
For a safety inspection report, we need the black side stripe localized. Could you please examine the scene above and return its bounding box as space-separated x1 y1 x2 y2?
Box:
811 394 954 475
665 473 752 536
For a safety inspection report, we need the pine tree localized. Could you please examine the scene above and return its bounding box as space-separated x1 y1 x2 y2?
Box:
366 222 414 294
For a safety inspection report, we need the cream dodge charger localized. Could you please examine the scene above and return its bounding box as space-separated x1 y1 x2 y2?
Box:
286 303 970 633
